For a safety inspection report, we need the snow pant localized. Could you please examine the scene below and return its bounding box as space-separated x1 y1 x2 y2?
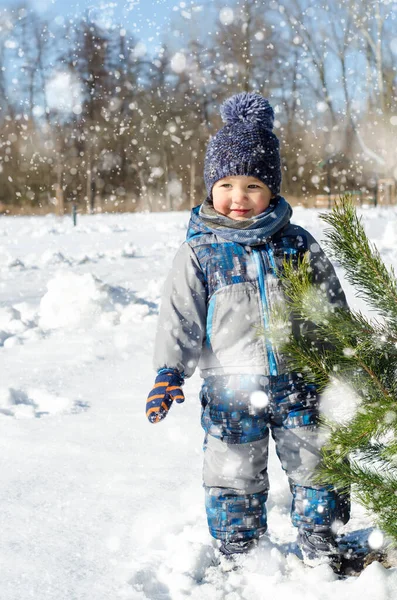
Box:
200 373 350 542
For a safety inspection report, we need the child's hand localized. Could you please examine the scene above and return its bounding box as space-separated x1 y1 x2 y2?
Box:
146 369 185 423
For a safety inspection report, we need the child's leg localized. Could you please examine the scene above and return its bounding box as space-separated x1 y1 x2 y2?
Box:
272 421 350 531
289 483 350 532
203 433 269 542
270 375 350 532
201 375 270 543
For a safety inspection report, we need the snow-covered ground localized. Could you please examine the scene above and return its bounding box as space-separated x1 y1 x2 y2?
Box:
1 206 397 600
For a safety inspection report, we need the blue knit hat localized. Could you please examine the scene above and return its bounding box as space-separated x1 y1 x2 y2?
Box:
204 92 281 196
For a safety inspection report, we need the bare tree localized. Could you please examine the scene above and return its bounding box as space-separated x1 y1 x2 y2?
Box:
348 0 389 113
0 1 395 213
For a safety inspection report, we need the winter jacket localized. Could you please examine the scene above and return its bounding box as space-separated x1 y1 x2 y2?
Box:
153 196 347 379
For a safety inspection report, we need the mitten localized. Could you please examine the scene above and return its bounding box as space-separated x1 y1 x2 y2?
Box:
146 369 185 424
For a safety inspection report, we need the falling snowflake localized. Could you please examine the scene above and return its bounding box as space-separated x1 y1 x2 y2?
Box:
219 7 234 26
171 52 186 73
368 529 384 550
250 390 269 409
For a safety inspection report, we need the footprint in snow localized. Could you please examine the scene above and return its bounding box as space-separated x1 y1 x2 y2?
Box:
0 387 89 419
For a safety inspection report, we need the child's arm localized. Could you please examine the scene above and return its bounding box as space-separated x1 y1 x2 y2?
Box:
306 231 348 310
154 242 207 376
293 231 348 352
146 243 207 423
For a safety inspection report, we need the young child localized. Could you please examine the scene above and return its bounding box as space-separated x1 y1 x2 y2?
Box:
146 93 350 570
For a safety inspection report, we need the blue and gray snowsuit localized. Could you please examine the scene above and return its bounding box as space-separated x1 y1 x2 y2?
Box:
154 196 350 543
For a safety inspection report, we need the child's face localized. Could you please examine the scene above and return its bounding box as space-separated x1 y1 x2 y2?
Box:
212 176 273 220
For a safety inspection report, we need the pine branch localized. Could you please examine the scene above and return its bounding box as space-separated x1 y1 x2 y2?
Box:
320 397 397 457
274 196 397 544
316 451 397 541
316 449 397 494
320 195 397 324
282 338 331 389
278 251 397 403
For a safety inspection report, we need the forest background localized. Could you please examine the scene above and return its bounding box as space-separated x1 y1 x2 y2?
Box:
0 0 396 214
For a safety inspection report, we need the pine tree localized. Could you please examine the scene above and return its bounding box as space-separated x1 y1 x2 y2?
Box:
276 195 397 544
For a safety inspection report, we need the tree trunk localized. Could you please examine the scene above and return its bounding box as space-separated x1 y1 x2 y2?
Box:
55 154 64 217
242 0 253 92
374 1 385 113
190 149 196 209
163 147 171 211
137 170 151 212
86 154 95 214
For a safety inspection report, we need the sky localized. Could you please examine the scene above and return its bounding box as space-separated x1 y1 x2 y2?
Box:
0 0 210 48
0 0 216 113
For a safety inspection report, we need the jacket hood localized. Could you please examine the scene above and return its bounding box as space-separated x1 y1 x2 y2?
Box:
186 195 293 246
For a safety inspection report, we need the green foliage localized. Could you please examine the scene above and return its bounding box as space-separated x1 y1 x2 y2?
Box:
278 195 397 544
321 197 397 326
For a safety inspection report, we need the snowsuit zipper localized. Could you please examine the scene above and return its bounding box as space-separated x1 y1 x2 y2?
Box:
252 246 278 376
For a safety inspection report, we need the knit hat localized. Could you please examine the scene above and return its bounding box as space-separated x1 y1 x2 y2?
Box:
204 92 281 196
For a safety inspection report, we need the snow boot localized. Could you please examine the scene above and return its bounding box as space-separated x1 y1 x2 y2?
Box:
298 529 342 572
219 539 258 558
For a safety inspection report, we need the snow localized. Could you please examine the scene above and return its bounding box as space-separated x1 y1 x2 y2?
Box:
171 52 187 73
368 530 385 551
219 7 234 26
1 207 397 599
320 378 361 425
250 390 270 409
45 71 83 114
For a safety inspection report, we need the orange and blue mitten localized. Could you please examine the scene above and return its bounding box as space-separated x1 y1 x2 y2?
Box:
146 369 185 423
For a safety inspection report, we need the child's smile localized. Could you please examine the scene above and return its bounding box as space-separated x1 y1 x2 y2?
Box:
212 175 274 220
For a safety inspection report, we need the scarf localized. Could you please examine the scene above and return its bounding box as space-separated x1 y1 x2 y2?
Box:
194 195 292 246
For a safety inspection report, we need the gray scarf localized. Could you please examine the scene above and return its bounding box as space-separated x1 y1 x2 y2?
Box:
198 195 292 246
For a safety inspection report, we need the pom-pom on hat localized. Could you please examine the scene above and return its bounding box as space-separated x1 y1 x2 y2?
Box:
204 92 281 196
